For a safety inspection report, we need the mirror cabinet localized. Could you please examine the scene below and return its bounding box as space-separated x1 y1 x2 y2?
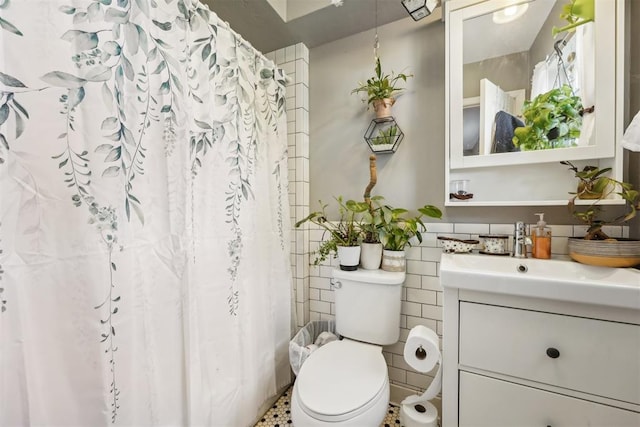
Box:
444 0 625 206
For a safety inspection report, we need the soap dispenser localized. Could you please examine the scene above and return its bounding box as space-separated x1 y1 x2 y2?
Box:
532 213 551 259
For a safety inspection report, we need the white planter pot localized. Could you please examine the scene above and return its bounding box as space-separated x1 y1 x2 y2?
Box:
381 249 406 272
337 245 361 271
360 242 383 270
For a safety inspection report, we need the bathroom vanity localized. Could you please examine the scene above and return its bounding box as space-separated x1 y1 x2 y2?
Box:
440 253 640 426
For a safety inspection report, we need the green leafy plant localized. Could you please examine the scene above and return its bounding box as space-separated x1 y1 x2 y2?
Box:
561 160 612 200
359 195 384 243
563 161 640 240
513 85 583 151
371 125 398 145
295 197 369 264
552 0 594 37
351 57 413 105
374 199 442 251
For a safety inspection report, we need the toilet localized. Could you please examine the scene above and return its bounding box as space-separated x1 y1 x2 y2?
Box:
291 268 405 426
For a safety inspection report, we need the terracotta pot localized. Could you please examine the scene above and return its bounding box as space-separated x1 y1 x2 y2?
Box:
568 237 640 268
381 249 406 272
372 98 395 118
337 245 361 271
360 242 383 270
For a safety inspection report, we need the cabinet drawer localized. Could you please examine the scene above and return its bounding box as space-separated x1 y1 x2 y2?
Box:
459 302 640 404
460 371 640 427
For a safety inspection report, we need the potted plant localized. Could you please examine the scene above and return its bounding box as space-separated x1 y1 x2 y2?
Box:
351 57 413 118
552 0 594 37
295 197 369 271
371 125 399 147
561 160 612 200
376 200 442 272
562 161 640 267
512 84 583 151
358 195 385 270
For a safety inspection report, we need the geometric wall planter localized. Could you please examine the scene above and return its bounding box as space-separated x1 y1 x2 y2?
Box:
364 116 404 154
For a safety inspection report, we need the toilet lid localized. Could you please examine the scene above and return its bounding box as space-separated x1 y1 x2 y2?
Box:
296 339 387 418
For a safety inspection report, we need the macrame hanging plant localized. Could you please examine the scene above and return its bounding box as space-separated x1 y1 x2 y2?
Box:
350 0 412 154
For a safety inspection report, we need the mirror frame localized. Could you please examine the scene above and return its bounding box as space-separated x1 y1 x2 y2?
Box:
446 0 622 171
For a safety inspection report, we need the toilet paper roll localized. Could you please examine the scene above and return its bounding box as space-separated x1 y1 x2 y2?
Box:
402 325 442 406
403 325 440 373
400 400 439 427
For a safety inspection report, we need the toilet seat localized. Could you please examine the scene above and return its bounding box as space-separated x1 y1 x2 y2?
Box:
295 339 388 422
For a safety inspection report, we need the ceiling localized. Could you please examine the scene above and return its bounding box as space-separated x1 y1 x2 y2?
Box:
463 0 556 64
204 0 417 53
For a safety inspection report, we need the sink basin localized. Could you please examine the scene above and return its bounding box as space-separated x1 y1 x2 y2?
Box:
440 253 640 310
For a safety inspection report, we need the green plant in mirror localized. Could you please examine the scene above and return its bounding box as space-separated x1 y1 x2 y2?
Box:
374 199 442 251
552 0 594 37
513 85 583 151
562 161 640 240
351 57 413 105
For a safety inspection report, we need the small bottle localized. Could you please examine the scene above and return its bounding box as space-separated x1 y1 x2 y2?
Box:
532 213 552 259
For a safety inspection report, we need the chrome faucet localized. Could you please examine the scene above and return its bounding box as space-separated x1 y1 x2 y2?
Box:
512 221 530 258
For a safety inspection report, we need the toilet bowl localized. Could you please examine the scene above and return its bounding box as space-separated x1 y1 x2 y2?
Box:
291 339 389 426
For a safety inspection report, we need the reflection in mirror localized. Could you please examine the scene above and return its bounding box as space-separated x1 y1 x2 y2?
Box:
461 0 594 157
445 0 622 205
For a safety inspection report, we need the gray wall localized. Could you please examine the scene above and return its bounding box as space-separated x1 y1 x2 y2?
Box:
310 8 638 228
463 51 530 98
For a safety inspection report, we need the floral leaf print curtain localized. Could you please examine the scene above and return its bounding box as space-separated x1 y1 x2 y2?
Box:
0 0 292 425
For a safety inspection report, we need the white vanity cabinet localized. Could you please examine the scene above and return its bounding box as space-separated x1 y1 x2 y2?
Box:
439 253 640 426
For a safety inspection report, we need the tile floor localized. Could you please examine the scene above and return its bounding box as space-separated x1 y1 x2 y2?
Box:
254 386 403 427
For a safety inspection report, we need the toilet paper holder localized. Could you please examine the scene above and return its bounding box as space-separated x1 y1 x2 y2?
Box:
415 345 427 360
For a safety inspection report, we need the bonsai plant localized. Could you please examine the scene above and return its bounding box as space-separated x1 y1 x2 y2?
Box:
561 160 612 200
512 84 583 151
295 197 369 270
562 161 640 267
351 57 413 118
563 161 639 240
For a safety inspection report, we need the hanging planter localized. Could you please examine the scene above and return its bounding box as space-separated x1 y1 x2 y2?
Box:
372 98 395 118
351 57 412 110
512 84 584 151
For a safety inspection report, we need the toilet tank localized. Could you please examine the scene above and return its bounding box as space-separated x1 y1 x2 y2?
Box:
331 269 405 345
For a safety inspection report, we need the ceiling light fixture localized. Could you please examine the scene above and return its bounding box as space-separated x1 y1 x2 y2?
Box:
492 3 529 24
401 0 438 21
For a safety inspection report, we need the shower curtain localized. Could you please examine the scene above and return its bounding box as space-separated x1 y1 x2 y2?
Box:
0 0 292 425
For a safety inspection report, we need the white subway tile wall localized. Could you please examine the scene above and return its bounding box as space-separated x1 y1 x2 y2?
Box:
268 43 311 329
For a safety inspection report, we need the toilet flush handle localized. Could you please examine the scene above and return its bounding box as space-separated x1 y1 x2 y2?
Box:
330 279 342 289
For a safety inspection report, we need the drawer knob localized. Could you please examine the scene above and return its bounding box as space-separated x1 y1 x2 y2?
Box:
546 347 560 359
